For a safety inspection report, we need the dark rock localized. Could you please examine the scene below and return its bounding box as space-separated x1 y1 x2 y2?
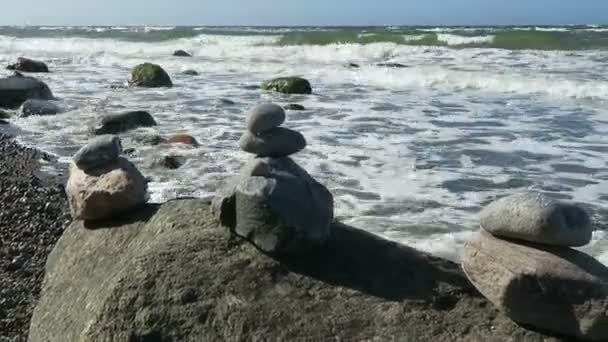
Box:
18 99 62 117
94 111 157 135
377 63 408 68
6 57 49 73
462 230 608 341
158 155 185 169
173 50 192 57
345 63 360 68
28 199 562 342
0 109 9 119
262 77 312 94
181 69 198 76
284 104 305 111
0 119 8 125
246 103 286 134
0 72 54 109
480 192 592 247
128 63 173 88
166 134 199 147
239 128 306 157
72 135 122 171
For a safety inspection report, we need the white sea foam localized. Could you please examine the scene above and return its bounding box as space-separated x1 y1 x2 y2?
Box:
437 34 495 46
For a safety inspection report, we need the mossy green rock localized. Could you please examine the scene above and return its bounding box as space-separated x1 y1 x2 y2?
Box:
129 63 173 88
29 199 559 341
262 77 312 94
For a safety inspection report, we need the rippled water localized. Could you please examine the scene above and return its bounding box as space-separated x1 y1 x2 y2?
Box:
1 26 607 263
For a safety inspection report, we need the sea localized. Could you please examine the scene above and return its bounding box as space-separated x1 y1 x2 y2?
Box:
0 25 607 263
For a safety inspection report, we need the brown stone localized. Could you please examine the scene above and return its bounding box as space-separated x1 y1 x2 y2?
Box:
462 230 608 341
66 158 148 221
166 134 199 147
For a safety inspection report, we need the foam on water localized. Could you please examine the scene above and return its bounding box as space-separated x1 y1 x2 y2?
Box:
1 30 607 264
436 34 495 45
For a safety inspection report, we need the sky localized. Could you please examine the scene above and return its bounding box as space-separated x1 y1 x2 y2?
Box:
1 0 607 26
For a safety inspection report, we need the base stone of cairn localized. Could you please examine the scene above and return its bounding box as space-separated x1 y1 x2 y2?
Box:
462 192 608 341
213 103 333 255
67 135 148 221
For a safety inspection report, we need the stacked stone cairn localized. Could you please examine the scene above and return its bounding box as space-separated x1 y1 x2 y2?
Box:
213 103 334 256
462 192 608 341
66 135 148 221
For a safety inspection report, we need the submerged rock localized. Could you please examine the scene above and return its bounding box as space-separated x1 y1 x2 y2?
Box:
157 155 186 169
29 198 558 341
345 62 360 68
72 135 122 172
262 77 312 94
377 63 408 68
166 134 199 147
94 111 157 135
128 63 173 88
239 128 306 157
182 69 199 76
0 72 54 109
246 103 286 134
480 192 592 247
66 158 148 221
284 104 305 111
6 57 49 73
18 99 62 117
462 230 608 341
173 50 192 57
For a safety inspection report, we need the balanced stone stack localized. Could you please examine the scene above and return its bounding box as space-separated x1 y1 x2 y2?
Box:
66 135 148 221
213 103 333 256
462 192 608 341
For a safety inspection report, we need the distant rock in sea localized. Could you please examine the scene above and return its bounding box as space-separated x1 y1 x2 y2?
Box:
6 57 49 73
128 63 173 88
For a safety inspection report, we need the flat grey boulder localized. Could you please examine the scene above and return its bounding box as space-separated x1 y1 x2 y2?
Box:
215 157 333 255
66 157 148 221
262 77 312 94
72 135 122 171
94 111 157 135
239 128 306 157
6 57 49 73
480 192 592 247
246 103 286 134
18 99 62 117
462 230 608 341
0 72 54 109
28 199 560 342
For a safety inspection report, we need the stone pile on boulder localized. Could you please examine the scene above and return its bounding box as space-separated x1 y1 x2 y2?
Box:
66 135 148 221
462 192 608 341
213 102 333 255
6 57 49 73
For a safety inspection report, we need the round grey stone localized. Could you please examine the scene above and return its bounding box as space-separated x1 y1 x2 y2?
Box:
239 127 305 157
246 103 286 134
479 191 592 247
73 135 122 171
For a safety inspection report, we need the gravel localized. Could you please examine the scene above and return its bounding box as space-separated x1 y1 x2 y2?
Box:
0 134 71 342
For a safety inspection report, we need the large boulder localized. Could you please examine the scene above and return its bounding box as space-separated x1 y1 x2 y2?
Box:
214 157 333 255
65 158 148 221
29 199 557 342
94 111 157 135
0 72 54 109
18 99 62 117
480 192 592 247
262 77 312 94
462 230 608 341
6 57 49 73
128 63 173 88
72 135 122 171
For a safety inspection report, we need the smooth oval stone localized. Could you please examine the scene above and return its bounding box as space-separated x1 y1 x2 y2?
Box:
73 135 122 171
246 103 286 134
239 128 306 157
479 192 592 247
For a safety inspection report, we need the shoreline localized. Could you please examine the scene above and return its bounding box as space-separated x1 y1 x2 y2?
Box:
0 134 71 341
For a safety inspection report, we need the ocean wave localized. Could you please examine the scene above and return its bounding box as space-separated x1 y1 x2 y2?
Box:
437 34 495 45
